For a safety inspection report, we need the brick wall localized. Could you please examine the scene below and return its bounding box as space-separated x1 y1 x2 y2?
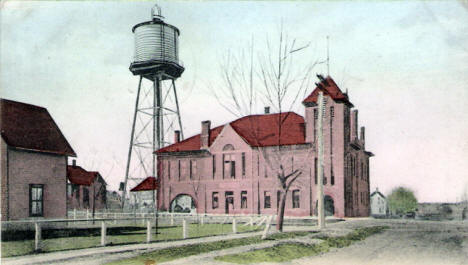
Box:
1 138 9 221
7 148 67 220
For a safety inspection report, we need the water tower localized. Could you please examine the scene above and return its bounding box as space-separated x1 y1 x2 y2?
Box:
121 4 185 209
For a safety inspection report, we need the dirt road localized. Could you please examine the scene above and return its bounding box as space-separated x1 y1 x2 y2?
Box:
286 220 468 265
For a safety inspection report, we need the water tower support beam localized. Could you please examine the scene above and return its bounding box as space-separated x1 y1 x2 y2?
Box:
172 79 184 140
122 76 143 209
154 74 162 235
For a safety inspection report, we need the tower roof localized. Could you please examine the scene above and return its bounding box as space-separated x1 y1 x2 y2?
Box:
302 75 353 107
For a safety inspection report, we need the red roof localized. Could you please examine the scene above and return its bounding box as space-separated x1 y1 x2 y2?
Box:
130 176 159 191
67 165 102 186
157 112 306 153
1 99 76 156
302 75 352 106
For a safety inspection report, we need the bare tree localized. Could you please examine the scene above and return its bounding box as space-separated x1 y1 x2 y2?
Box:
211 24 324 232
188 160 202 223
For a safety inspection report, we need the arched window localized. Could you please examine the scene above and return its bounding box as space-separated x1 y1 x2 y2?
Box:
223 144 235 151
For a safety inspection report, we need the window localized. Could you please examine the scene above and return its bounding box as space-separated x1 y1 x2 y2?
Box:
330 106 335 118
292 190 300 208
257 154 260 176
222 154 225 178
361 162 364 180
167 160 171 180
230 160 236 178
190 160 197 179
314 108 318 140
212 192 219 209
314 158 317 184
190 160 192 179
264 165 267 178
30 184 44 217
367 164 370 182
264 191 271 208
212 155 216 179
331 166 335 186
223 154 236 179
178 160 181 181
225 191 234 210
323 175 327 185
242 152 246 176
241 191 248 209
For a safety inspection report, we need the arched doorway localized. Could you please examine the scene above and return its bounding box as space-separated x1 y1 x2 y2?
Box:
324 195 335 216
314 195 335 217
170 194 196 213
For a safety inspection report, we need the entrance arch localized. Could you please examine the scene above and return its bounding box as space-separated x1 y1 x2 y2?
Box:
314 195 335 217
170 194 196 213
324 195 335 216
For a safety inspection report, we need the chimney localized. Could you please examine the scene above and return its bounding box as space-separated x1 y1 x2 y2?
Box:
72 159 76 167
174 130 180 143
201 120 211 149
264 106 270 114
360 126 365 148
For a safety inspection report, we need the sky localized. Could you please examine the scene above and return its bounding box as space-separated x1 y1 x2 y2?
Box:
1 1 467 202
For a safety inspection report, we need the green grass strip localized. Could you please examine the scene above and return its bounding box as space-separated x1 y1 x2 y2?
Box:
1 224 260 258
215 226 388 264
105 230 314 265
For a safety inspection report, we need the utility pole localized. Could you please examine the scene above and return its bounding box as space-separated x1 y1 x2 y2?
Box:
317 91 325 229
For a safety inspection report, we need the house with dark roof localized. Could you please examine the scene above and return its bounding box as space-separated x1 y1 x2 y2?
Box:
155 75 373 217
370 188 387 217
67 160 107 212
1 99 76 220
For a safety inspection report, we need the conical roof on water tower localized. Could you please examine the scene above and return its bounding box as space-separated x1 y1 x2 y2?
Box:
129 4 184 81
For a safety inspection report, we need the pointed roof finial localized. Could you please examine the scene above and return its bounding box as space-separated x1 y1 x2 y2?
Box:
151 4 164 21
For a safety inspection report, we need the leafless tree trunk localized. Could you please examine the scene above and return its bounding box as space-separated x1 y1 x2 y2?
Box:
212 23 324 233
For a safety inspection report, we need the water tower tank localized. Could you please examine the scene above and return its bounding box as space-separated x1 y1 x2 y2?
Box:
129 5 184 81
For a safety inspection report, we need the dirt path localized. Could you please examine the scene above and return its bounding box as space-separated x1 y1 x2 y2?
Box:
262 220 468 265
162 220 468 265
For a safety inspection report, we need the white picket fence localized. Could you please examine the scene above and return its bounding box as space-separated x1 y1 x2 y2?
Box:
2 213 278 252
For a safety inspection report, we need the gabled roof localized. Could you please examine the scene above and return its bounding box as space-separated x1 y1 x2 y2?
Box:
302 75 353 107
157 112 306 153
67 165 105 186
1 99 76 156
130 176 159 191
371 190 386 199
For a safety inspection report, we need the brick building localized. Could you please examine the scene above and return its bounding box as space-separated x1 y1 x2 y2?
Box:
67 160 107 211
1 99 76 220
156 75 373 217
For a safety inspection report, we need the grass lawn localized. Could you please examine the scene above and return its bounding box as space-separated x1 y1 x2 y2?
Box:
1 224 260 258
105 231 314 265
215 226 388 264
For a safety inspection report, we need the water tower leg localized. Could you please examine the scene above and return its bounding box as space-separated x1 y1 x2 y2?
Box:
121 76 143 209
154 74 162 236
172 79 184 140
